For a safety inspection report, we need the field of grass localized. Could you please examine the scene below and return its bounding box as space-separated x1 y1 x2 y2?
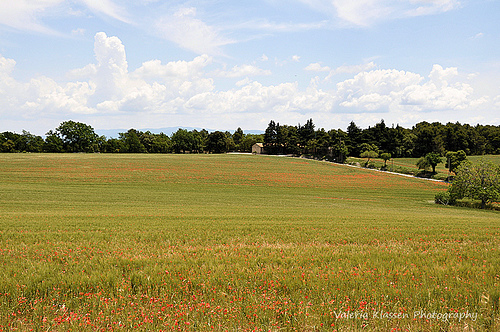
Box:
347 154 500 181
0 154 499 331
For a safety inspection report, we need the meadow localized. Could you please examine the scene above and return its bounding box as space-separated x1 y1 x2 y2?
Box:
0 153 498 331
347 154 500 181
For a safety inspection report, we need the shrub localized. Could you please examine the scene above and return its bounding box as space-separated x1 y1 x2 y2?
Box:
435 192 456 206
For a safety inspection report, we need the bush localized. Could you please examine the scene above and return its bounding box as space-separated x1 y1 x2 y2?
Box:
435 192 456 206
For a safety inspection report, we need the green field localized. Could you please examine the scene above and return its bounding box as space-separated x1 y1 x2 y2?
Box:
0 154 499 331
347 154 500 181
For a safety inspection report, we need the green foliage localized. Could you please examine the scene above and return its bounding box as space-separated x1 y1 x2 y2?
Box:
206 131 231 153
2 119 500 159
360 149 378 166
119 129 146 153
434 191 456 205
425 152 443 173
56 120 99 152
233 127 244 147
446 150 467 173
380 152 392 166
449 159 500 208
416 156 430 171
43 130 64 152
171 128 195 153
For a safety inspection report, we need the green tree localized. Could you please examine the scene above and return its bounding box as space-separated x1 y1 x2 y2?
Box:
233 127 244 149
360 150 378 165
103 138 124 153
1 139 15 152
449 159 500 209
346 121 362 156
416 157 430 171
206 131 230 153
239 134 263 152
445 150 467 174
264 120 280 154
55 121 98 152
43 130 64 152
380 152 391 167
119 129 146 153
298 119 315 148
171 129 194 153
425 152 443 173
359 143 377 165
192 130 208 153
151 133 172 153
22 130 44 152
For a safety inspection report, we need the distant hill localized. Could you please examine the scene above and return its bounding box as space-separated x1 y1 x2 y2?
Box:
96 127 264 138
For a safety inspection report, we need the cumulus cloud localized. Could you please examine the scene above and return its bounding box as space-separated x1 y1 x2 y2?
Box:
155 7 234 56
0 33 497 133
336 66 483 113
308 61 378 81
132 55 212 81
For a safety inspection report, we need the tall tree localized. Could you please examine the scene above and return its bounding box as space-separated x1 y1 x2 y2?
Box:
445 150 467 174
346 121 363 156
171 129 194 153
119 129 146 153
264 120 279 154
43 130 64 152
55 121 98 152
206 131 230 153
233 127 244 148
425 152 443 173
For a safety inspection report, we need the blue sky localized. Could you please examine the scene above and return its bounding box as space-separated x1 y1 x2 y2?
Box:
0 0 499 135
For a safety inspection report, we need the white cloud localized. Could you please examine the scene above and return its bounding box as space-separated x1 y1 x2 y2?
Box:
155 7 234 56
291 55 301 62
334 62 377 74
79 0 130 23
305 63 331 72
213 65 271 78
336 66 485 113
306 61 379 81
71 28 86 36
233 19 328 32
1 33 498 134
132 55 212 80
0 0 64 34
0 0 129 34
296 0 461 26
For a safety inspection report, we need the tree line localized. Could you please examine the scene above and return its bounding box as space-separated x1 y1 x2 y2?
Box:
263 119 500 161
1 119 500 157
0 121 263 154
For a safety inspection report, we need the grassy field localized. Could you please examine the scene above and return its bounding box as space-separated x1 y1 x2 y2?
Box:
0 154 499 331
347 154 500 180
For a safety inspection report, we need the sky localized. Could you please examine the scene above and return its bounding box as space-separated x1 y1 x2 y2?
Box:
0 0 499 136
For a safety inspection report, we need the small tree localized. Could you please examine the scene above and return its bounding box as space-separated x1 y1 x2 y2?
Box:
380 152 391 167
449 159 500 209
446 150 467 174
360 150 378 166
416 157 430 171
425 152 443 173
